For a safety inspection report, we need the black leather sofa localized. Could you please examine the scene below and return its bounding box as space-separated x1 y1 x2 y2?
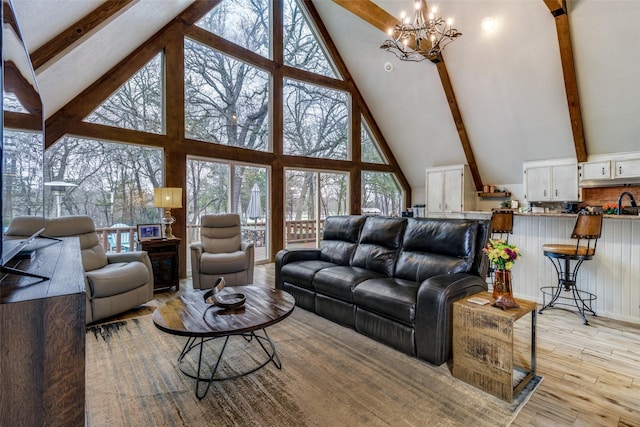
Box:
275 215 490 365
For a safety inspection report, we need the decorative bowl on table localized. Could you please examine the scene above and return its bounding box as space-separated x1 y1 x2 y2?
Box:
212 292 246 309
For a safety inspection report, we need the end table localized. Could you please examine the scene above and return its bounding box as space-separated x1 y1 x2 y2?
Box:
138 238 180 291
452 291 537 402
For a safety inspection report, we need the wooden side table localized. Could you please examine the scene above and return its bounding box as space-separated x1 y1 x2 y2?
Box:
138 238 181 291
452 291 537 402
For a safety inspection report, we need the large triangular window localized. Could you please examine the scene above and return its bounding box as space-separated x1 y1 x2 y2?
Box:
84 54 163 134
195 0 270 59
361 117 387 164
283 0 340 79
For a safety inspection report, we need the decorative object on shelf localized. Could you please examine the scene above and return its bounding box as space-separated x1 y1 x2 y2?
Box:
483 239 521 309
380 0 461 62
602 203 617 214
154 187 182 239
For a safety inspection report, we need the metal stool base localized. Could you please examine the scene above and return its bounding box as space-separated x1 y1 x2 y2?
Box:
539 253 597 325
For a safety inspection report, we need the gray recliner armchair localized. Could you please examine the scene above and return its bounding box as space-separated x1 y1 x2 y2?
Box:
190 213 254 289
6 215 154 324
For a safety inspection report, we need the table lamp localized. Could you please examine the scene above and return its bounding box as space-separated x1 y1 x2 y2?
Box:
154 187 182 239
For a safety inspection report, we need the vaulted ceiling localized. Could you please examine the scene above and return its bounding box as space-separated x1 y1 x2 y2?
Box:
12 0 640 203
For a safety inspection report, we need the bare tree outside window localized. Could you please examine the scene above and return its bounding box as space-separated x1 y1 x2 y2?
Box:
196 0 270 59
184 39 269 151
283 79 349 159
45 137 162 227
362 171 402 217
283 0 338 79
84 54 163 134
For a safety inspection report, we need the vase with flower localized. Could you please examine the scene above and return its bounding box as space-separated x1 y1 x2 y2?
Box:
483 239 522 309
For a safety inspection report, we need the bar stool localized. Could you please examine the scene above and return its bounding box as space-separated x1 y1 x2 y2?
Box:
539 211 603 325
487 209 514 285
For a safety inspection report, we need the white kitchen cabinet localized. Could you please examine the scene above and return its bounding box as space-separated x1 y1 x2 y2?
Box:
613 158 640 179
524 161 578 202
579 160 611 181
425 165 476 213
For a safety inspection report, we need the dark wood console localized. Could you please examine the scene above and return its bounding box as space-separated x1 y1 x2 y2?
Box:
0 237 86 426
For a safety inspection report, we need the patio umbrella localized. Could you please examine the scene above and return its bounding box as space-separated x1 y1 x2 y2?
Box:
246 183 262 224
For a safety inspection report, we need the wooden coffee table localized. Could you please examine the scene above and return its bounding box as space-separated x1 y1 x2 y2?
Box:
152 285 295 399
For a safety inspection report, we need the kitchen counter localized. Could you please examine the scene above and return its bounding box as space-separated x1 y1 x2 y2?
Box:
421 211 640 323
423 210 640 220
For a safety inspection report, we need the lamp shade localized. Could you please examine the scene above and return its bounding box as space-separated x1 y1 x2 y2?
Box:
154 187 182 209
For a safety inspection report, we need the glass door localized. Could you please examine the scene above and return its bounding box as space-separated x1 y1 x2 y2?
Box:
285 169 347 248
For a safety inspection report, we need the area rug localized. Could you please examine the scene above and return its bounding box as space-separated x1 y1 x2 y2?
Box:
86 308 541 427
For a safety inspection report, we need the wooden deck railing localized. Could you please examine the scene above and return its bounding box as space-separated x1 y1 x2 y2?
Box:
99 219 324 253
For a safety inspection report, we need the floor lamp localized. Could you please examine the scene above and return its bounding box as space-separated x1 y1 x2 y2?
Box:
154 187 182 239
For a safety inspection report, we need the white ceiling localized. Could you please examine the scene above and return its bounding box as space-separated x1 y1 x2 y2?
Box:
11 0 640 203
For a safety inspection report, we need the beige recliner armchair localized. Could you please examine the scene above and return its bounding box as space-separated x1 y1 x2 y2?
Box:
190 213 254 289
6 215 154 324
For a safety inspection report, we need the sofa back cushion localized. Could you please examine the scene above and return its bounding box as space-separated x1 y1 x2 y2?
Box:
320 215 366 265
395 218 486 282
352 216 406 277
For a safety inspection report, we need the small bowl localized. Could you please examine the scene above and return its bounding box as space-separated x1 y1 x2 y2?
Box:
213 292 246 309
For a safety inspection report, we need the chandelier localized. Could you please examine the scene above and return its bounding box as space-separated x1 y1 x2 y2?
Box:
380 1 462 62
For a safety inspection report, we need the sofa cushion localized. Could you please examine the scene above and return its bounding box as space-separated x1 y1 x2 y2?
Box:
281 260 337 291
314 266 386 302
86 262 149 298
352 277 419 326
200 251 247 274
352 216 406 277
320 215 366 265
395 218 479 282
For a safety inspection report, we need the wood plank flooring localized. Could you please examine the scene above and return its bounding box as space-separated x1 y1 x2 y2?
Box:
116 263 640 426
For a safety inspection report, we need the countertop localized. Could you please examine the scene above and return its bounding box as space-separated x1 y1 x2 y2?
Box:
427 211 640 220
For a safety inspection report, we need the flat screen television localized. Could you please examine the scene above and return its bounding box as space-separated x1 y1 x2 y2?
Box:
1 0 46 274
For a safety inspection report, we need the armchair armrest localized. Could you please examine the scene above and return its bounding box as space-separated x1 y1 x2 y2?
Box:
107 250 148 264
190 243 204 289
106 250 154 300
241 241 255 283
415 273 488 365
275 248 322 289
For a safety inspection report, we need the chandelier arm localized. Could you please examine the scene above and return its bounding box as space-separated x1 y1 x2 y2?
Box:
381 2 461 62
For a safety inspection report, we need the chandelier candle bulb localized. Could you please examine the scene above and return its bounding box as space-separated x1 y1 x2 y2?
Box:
381 0 462 62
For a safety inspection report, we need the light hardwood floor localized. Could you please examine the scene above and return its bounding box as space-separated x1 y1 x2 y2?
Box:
131 264 640 426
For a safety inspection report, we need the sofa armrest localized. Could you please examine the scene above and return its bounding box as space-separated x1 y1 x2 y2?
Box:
415 273 488 365
275 248 322 289
106 250 154 300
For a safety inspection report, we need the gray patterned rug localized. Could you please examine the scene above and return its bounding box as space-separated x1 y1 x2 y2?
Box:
86 308 541 426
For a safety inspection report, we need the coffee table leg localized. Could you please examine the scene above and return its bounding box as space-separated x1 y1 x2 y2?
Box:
178 329 282 400
255 329 281 370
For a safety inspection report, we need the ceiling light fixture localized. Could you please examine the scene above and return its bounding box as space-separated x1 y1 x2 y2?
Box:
481 17 495 32
381 1 462 62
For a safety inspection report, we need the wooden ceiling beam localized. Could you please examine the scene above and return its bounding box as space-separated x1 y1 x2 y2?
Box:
544 1 587 162
543 0 566 16
30 0 135 71
331 0 397 33
332 0 484 191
